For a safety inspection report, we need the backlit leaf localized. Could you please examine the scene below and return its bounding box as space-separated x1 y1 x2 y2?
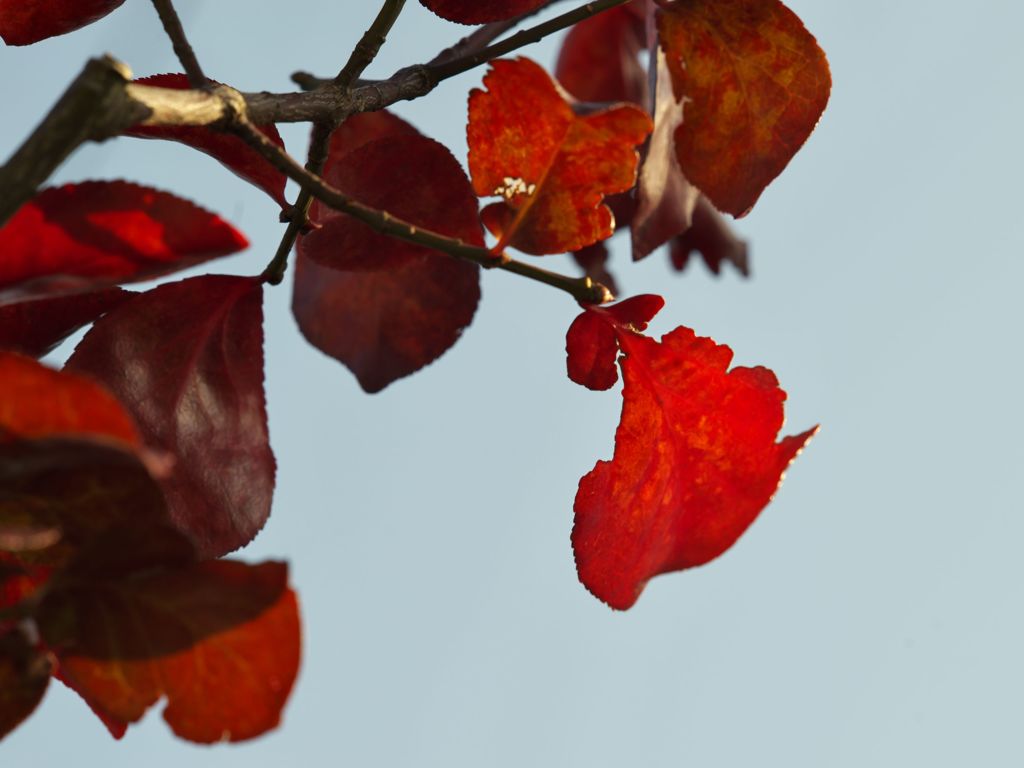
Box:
0 289 131 358
43 559 300 743
0 0 125 45
569 297 815 608
295 113 482 392
66 275 274 558
468 58 652 255
555 6 648 105
0 181 247 303
419 0 547 24
657 0 831 216
127 75 288 207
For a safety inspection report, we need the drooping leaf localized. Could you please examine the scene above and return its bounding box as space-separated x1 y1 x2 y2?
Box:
0 289 131 358
670 195 749 276
555 6 648 105
568 297 815 609
0 181 247 303
66 275 274 558
0 0 125 45
468 57 652 255
631 48 699 261
657 0 831 216
0 352 139 446
127 75 289 207
0 629 51 741
419 0 547 24
295 113 482 392
565 294 664 391
45 560 300 743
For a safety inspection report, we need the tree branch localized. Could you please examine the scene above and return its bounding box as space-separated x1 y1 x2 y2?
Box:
231 119 612 304
150 0 207 88
335 0 408 89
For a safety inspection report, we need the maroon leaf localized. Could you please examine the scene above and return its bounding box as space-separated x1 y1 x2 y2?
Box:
0 0 125 45
0 629 51 741
66 275 274 558
555 5 648 105
419 0 547 24
0 289 131 358
294 113 482 392
670 196 750 276
0 181 247 303
127 75 288 207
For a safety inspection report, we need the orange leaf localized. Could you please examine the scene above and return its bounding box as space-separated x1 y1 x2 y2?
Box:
657 0 831 216
568 296 815 609
468 58 652 255
44 560 300 743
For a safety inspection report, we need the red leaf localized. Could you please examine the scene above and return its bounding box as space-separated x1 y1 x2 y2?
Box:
43 560 300 743
569 299 815 609
555 5 648 105
0 629 51 741
295 115 482 392
0 352 139 446
566 294 664 391
323 111 420 177
66 275 274 558
0 181 247 303
670 195 750 276
127 75 288 207
468 58 652 255
0 0 125 45
419 0 547 24
657 0 831 216
0 289 131 358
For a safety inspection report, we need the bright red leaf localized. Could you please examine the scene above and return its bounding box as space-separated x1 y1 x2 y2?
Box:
0 352 139 446
127 75 289 207
0 0 124 45
46 560 300 743
0 181 247 303
0 289 131 358
468 57 652 255
0 629 50 740
419 0 547 24
568 297 816 609
66 275 274 558
555 6 648 105
566 294 664 391
657 0 831 216
295 113 482 392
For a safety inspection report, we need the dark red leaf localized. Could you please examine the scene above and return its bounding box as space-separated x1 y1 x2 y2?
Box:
0 0 125 45
419 0 547 24
631 48 698 261
468 58 652 255
0 181 247 303
0 629 51 741
66 275 274 558
0 352 139 446
295 115 482 392
569 299 815 609
127 75 288 207
555 5 648 105
44 560 300 743
657 0 831 216
670 196 750 276
0 289 131 358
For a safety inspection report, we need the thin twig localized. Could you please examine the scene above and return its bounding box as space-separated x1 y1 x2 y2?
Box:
428 0 635 82
335 0 408 89
232 119 612 304
428 0 568 67
150 0 207 88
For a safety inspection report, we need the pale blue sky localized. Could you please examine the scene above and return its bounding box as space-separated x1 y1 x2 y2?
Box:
3 1 1024 765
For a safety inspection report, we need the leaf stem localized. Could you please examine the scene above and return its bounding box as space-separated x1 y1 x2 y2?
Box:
233 119 612 304
149 0 207 88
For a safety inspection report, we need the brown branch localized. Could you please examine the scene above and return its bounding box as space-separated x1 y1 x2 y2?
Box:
335 0 407 89
150 0 206 87
231 118 612 304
